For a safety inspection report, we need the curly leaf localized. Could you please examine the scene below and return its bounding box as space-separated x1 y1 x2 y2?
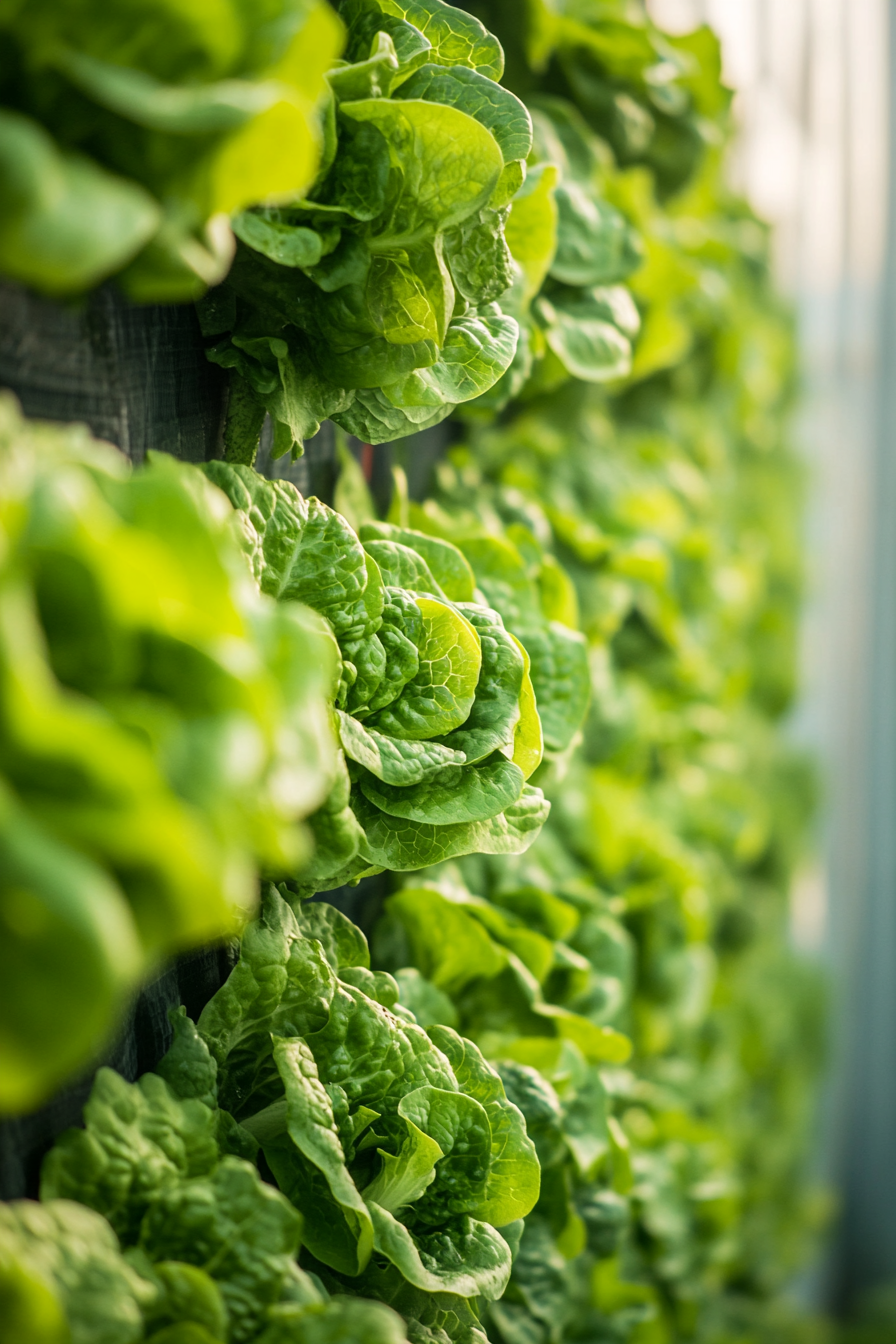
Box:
366 1204 512 1300
354 785 549 869
427 1027 540 1226
338 710 467 785
366 598 481 741
258 1038 375 1277
359 756 524 826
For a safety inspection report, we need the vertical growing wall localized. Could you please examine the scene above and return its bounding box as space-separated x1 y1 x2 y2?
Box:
0 3 830 1341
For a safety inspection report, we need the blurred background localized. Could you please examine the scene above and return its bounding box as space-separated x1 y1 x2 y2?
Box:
651 0 895 1319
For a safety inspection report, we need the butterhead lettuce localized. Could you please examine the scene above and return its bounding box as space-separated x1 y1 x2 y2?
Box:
199 0 529 455
33 891 539 1342
197 887 539 1324
201 462 553 887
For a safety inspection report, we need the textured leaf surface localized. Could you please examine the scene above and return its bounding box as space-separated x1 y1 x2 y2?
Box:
366 1204 512 1300
360 755 524 825
437 607 524 764
396 65 531 163
367 598 481 741
354 785 549 869
361 524 476 602
362 541 447 599
339 99 503 233
338 710 466 785
400 1086 491 1222
261 1038 374 1277
428 1028 540 1226
360 0 504 79
384 309 518 409
40 1069 219 1242
292 898 371 973
137 1158 302 1343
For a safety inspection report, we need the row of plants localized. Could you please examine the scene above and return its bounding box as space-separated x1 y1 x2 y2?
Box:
0 1 829 1342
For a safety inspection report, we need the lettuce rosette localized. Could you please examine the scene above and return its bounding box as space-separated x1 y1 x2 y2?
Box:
33 992 412 1344
195 888 540 1332
33 891 538 1340
199 0 531 455
202 462 552 887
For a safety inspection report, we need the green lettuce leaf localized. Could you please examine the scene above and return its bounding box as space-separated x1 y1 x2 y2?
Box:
383 308 519 409
155 1008 220 1110
359 756 524 825
437 607 525 764
395 968 460 1030
345 0 504 80
186 889 539 1312
333 390 457 444
514 622 590 756
0 780 142 1116
293 898 371 972
338 711 466 785
197 895 335 1109
0 109 160 296
395 65 530 164
258 1036 376 1277
349 1263 489 1344
427 1028 540 1226
0 405 339 1110
298 756 367 888
362 543 448 599
361 525 477 602
536 294 633 383
138 1258 229 1341
256 1294 410 1344
366 598 481 740
366 1206 511 1300
353 785 550 869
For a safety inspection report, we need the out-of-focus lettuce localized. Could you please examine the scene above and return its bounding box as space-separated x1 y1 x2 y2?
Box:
0 397 338 1113
470 97 643 414
0 0 344 300
462 0 730 198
